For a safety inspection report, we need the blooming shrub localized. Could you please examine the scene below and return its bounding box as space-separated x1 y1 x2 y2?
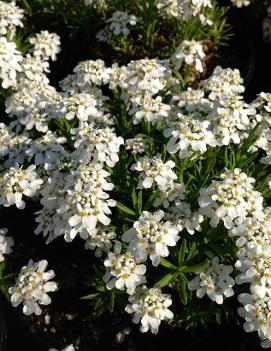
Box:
0 0 271 350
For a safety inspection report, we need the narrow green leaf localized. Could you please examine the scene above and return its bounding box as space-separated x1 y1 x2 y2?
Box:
0 261 7 279
157 272 177 288
80 293 100 300
137 190 143 214
182 259 209 273
116 201 136 216
108 291 115 313
160 257 178 270
131 185 137 209
216 310 222 325
187 242 197 262
179 272 189 284
178 239 187 266
178 279 188 305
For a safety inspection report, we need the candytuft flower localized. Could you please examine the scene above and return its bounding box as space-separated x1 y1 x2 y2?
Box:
9 259 57 315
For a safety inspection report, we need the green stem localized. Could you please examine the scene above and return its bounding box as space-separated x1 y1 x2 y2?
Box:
21 0 31 11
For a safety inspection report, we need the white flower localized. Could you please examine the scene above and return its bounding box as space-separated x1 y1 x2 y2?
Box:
0 164 43 209
235 244 271 298
84 227 116 257
202 66 245 100
156 0 212 23
0 37 22 89
231 0 250 7
29 30 61 61
71 123 124 167
165 202 204 235
107 11 137 37
238 293 271 344
103 241 146 295
0 1 24 36
164 114 217 159
108 63 128 90
125 138 146 155
131 155 177 191
188 257 235 304
125 58 171 96
72 59 110 87
122 210 179 266
36 164 115 242
25 131 67 171
60 93 100 121
49 345 75 351
0 228 13 262
198 168 263 229
171 40 205 72
129 94 170 125
9 259 57 315
209 95 255 146
125 286 173 334
18 54 50 85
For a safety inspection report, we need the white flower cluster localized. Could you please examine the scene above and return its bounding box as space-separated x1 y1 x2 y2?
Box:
0 36 22 89
103 241 146 295
9 259 57 315
125 137 146 155
225 206 271 347
131 155 177 191
198 168 263 229
84 227 116 257
197 164 271 347
202 66 245 100
156 0 213 24
125 286 173 334
171 40 205 72
231 0 251 8
122 210 179 266
129 94 171 125
71 122 124 167
250 93 271 171
0 228 13 262
36 163 116 243
164 115 217 159
107 11 137 37
0 164 43 209
188 257 235 304
0 1 24 36
0 0 61 90
60 59 110 89
29 30 61 61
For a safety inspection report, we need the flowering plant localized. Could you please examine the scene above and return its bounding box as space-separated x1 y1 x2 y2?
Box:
0 0 270 350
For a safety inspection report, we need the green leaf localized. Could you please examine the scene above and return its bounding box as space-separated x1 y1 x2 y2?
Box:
108 291 115 313
178 279 188 305
178 239 187 266
179 272 189 284
216 310 222 325
159 257 178 271
182 259 209 273
116 201 136 216
0 261 6 279
80 293 100 300
187 242 197 262
137 190 143 214
157 272 177 288
131 185 137 209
